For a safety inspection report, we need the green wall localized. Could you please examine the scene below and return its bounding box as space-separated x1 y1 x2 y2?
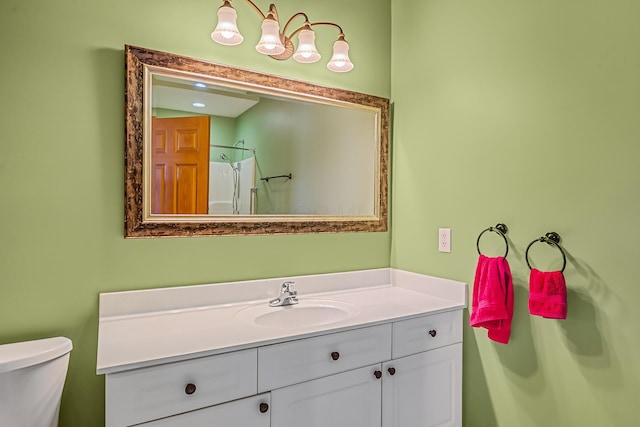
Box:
391 0 640 426
0 1 390 425
3 0 639 426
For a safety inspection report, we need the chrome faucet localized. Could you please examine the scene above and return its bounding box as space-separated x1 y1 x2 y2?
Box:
268 281 299 307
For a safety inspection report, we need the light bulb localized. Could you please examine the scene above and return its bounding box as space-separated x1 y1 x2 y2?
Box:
211 3 244 46
327 38 353 72
256 17 285 55
293 27 321 64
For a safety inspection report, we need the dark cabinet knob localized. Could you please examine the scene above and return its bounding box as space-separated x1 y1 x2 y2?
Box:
259 403 269 413
387 367 396 376
331 351 340 361
374 370 382 379
185 383 197 395
428 329 437 337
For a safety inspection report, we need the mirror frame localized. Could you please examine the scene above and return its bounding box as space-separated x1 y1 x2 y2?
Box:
125 45 389 237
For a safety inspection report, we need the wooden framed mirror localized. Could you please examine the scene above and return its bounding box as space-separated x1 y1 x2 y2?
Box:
125 45 389 237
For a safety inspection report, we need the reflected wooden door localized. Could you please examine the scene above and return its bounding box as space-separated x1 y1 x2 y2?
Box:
151 116 210 214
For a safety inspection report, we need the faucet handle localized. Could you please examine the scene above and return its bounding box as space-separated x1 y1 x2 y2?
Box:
281 281 295 293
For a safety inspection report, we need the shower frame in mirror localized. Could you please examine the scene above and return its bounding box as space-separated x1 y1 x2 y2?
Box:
125 45 389 237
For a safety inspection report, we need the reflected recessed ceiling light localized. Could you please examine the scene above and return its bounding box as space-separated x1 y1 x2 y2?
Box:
194 82 207 88
192 102 206 108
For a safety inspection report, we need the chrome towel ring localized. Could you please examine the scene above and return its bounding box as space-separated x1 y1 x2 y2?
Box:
525 232 567 272
476 223 509 258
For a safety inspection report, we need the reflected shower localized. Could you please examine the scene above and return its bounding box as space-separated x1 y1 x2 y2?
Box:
218 152 240 214
220 153 239 171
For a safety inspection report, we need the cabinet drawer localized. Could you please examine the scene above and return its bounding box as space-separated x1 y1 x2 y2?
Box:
258 324 392 392
139 393 271 427
106 349 257 427
392 310 462 358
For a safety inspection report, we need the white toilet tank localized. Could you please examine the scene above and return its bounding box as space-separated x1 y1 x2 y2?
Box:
0 337 72 427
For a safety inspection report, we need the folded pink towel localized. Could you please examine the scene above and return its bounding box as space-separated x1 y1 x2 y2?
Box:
470 255 514 344
529 268 567 319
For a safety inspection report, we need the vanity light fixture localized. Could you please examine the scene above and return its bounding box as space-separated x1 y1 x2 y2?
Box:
211 0 354 72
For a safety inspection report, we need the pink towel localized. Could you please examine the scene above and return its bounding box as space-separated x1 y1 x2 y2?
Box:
529 268 567 319
470 255 514 344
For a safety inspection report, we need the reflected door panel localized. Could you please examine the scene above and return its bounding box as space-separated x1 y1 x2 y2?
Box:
151 116 210 214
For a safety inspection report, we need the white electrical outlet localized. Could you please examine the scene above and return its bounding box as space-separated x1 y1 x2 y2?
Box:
439 228 451 253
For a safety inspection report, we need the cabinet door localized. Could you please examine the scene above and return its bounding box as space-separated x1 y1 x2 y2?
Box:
140 393 270 427
382 343 462 427
271 364 382 427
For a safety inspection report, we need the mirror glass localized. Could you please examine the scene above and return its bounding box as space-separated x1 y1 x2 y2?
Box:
125 45 389 237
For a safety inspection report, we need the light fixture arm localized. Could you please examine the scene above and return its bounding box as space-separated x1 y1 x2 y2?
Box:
239 1 346 42
305 22 345 38
281 20 346 42
241 0 267 19
281 12 309 37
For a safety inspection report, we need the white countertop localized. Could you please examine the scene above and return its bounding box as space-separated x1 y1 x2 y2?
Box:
97 269 467 374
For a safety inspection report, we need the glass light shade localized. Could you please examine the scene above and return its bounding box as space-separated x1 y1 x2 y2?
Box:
293 29 321 63
327 39 354 72
256 18 285 55
211 5 244 46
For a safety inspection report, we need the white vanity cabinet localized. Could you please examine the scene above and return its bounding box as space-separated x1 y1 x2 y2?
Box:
103 311 462 427
99 270 468 427
103 310 462 427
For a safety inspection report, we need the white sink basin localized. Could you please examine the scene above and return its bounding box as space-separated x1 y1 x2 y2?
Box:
235 299 360 329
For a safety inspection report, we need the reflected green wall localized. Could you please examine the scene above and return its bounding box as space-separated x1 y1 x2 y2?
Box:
152 108 240 160
391 0 640 425
209 115 239 160
237 98 375 215
0 0 390 425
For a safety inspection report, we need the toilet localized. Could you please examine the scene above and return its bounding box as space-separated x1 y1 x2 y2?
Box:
0 337 72 427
